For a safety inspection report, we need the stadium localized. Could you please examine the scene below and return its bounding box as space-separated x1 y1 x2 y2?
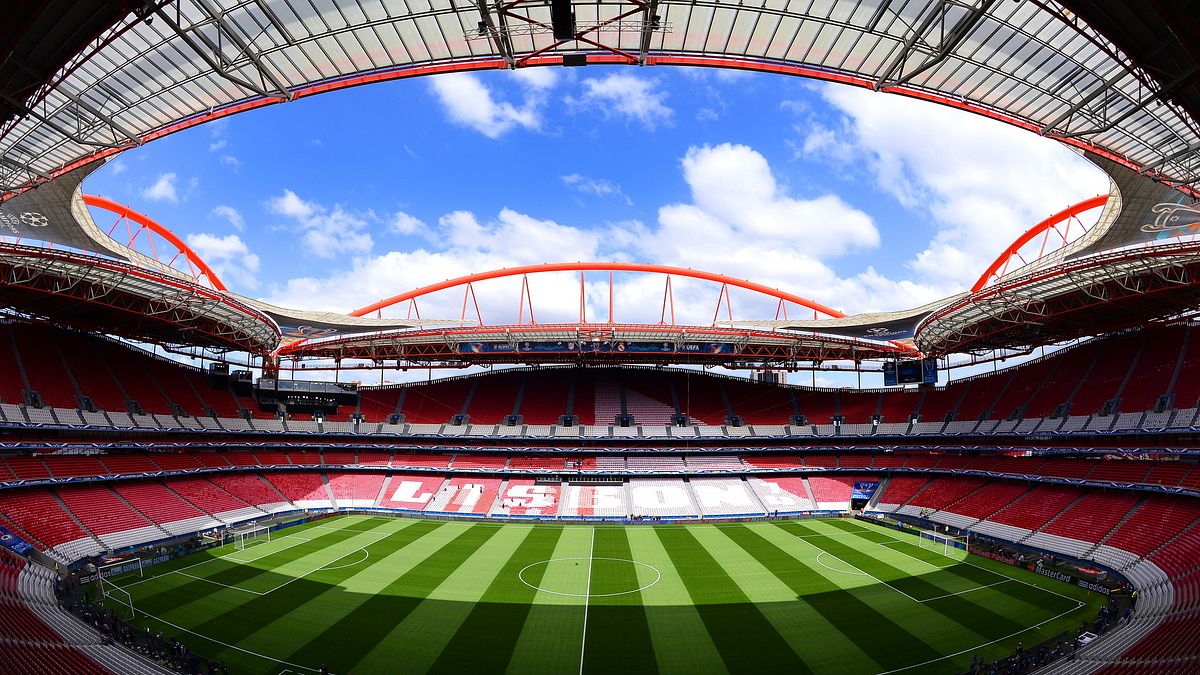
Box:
1 1 1199 674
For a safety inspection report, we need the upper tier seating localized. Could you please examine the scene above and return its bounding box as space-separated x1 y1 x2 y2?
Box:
264 472 331 508
112 481 214 535
808 476 859 510
7 321 1200 437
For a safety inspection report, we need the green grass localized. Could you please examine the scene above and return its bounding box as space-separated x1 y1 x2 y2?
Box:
97 516 1102 674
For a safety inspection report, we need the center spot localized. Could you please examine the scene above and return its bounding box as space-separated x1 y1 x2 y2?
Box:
518 557 662 597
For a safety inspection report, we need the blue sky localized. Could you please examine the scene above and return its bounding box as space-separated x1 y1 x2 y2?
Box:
81 65 1109 380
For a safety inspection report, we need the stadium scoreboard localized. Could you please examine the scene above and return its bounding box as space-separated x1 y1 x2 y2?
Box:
883 358 938 386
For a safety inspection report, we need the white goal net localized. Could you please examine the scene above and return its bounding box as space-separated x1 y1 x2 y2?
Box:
95 560 139 620
98 558 142 583
918 529 970 558
228 525 271 551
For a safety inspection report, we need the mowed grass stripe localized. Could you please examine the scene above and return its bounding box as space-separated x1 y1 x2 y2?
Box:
350 524 536 674
626 527 727 675
800 520 983 596
583 527 656 675
827 520 1085 618
655 527 803 675
506 526 592 675
284 523 503 672
428 526 566 674
781 521 1031 646
218 520 470 673
131 516 403 618
719 523 911 673
688 525 830 674
147 519 442 674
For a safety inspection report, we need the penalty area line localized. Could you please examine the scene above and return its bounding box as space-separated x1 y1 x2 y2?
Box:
130 608 323 674
789 535 921 603
873 601 1085 674
875 531 1082 604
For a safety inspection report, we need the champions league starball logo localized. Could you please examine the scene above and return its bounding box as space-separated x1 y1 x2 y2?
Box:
280 325 339 340
20 212 48 228
0 211 48 236
1140 202 1200 237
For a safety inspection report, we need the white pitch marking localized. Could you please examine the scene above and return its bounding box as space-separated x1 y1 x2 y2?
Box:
873 601 1085 675
318 547 370 572
790 534 921 602
517 558 661 597
223 536 314 564
814 551 869 576
579 527 595 675
130 608 323 673
877 540 960 569
256 528 397 596
874 531 1082 604
173 571 265 595
917 579 1014 601
116 535 317 589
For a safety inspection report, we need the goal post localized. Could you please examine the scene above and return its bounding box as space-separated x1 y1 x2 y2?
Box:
917 529 970 558
95 564 137 621
97 558 142 583
229 525 271 551
102 585 135 620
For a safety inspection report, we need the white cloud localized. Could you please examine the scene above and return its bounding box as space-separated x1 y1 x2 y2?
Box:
208 118 230 152
186 232 260 291
211 204 245 231
562 173 632 205
219 155 241 170
267 189 374 258
264 209 602 316
567 74 673 129
389 211 427 237
800 84 1108 290
511 67 559 90
263 143 905 321
428 72 547 138
141 173 179 203
108 158 127 176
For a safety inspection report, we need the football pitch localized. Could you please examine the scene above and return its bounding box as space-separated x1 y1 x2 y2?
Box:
100 515 1100 674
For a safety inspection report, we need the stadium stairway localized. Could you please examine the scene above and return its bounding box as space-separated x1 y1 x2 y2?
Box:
49 490 117 554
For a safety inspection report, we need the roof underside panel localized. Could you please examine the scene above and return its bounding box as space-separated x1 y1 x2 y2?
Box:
1 0 1198 196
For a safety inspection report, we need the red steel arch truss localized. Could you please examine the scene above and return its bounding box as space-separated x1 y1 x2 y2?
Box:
282 262 917 364
971 195 1110 293
348 262 847 325
82 195 226 291
918 241 1200 355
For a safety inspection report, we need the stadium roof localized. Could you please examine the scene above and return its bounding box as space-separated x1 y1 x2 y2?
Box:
1 0 1200 200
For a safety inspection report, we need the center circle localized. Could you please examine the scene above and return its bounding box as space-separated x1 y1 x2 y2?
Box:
518 557 662 597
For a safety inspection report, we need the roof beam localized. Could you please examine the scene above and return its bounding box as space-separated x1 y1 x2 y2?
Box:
1047 66 1200 141
56 86 142 146
1141 139 1200 174
0 156 51 183
192 0 294 100
638 0 660 66
1040 67 1128 136
0 92 123 150
151 4 287 101
476 0 516 68
874 0 995 91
